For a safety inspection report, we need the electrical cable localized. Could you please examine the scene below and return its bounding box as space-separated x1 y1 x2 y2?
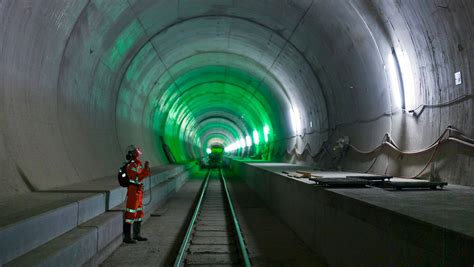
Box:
276 94 473 160
347 126 474 178
143 173 152 206
284 124 473 179
347 126 473 156
408 94 474 117
408 140 443 179
123 169 153 210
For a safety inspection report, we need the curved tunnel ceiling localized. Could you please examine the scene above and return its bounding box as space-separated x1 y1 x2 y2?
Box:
0 0 472 196
61 6 329 167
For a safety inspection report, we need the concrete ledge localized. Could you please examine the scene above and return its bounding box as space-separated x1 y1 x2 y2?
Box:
50 163 193 209
1 163 194 265
229 160 474 266
81 212 123 251
5 227 97 267
84 235 123 267
145 164 189 190
106 188 127 211
5 212 123 267
0 192 104 265
77 193 107 224
112 169 191 221
143 170 190 217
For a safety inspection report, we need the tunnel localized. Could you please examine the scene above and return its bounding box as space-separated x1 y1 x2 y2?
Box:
0 0 473 266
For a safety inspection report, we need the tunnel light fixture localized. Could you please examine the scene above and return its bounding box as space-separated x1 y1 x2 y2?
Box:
396 49 415 110
290 107 301 135
240 138 246 148
253 130 260 145
387 51 403 109
206 148 211 154
263 125 270 143
225 142 240 152
388 47 417 110
245 136 252 147
455 71 462 85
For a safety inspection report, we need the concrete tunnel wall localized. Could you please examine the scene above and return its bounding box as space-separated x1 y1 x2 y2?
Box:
0 0 472 198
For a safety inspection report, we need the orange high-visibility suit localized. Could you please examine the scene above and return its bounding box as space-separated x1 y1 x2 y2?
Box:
124 159 150 224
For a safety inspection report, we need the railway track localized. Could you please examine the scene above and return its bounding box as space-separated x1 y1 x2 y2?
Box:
174 168 251 266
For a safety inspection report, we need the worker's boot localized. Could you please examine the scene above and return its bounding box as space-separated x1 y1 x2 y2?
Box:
123 222 137 244
133 221 148 241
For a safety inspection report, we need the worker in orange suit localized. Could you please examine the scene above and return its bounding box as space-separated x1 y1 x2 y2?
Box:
123 145 151 244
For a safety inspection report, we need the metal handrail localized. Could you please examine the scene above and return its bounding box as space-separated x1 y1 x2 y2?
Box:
219 168 251 267
174 170 211 267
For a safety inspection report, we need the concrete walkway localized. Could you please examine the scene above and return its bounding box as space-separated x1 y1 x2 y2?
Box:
101 177 203 266
102 169 326 266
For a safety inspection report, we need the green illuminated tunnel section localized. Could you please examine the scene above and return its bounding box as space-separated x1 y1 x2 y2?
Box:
151 65 282 162
194 119 241 146
197 126 238 156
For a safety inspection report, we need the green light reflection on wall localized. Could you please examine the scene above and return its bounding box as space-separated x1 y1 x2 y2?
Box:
117 61 281 163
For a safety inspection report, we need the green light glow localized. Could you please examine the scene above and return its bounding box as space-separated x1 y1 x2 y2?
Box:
103 20 143 71
253 130 260 145
152 65 279 159
240 138 246 148
119 50 283 162
264 125 270 143
245 136 252 147
97 13 300 165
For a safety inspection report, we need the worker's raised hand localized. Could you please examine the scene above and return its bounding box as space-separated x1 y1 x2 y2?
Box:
144 161 150 168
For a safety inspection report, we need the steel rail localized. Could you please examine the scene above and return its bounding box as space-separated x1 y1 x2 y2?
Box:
174 169 211 267
219 168 251 267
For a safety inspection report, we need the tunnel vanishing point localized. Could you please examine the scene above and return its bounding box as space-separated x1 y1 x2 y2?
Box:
0 0 473 266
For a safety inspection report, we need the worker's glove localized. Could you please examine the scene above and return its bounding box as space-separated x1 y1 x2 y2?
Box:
144 161 149 168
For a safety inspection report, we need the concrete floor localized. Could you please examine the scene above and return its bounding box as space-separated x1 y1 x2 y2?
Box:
227 178 326 266
102 170 325 266
250 162 474 239
230 161 474 265
101 179 202 266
